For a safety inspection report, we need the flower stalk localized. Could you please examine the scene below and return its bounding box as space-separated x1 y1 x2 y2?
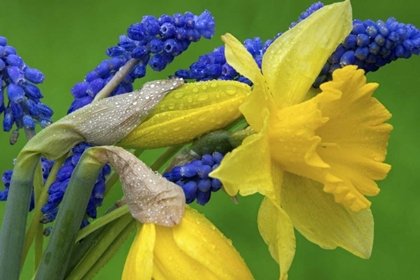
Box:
35 148 105 280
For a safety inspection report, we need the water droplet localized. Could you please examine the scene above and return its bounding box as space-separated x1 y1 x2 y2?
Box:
174 92 184 99
197 93 209 101
192 87 199 93
225 86 237 95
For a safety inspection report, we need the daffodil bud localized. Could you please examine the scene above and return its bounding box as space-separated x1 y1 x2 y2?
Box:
93 146 185 227
23 78 184 160
118 80 250 149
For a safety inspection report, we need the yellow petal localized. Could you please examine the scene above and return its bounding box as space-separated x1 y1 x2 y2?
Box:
210 110 278 201
281 172 373 258
222 33 274 131
122 223 155 280
262 0 352 108
153 224 214 279
268 95 331 177
222 33 265 87
119 81 249 149
315 66 392 211
172 207 254 280
258 197 295 280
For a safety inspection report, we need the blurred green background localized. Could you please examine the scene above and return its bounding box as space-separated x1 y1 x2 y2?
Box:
1 0 419 279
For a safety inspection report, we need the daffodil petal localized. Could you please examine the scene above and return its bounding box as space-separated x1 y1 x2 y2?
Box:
262 0 352 107
153 223 214 279
222 33 274 131
210 110 277 200
239 81 277 132
172 207 254 280
122 223 155 280
316 66 392 211
119 81 249 149
258 197 295 280
281 172 374 259
222 33 265 86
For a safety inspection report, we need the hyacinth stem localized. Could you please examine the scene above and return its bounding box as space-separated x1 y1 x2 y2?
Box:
65 213 134 279
84 218 136 279
64 221 108 278
104 171 120 196
150 145 183 171
0 152 40 279
35 149 104 280
22 154 67 265
93 58 140 101
24 127 36 141
64 203 128 276
76 204 130 242
33 164 44 270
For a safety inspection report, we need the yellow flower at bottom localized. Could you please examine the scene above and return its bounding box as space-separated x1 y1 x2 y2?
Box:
122 207 253 280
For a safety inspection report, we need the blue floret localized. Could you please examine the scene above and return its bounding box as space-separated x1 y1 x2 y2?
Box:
175 2 420 89
0 36 53 141
163 152 224 205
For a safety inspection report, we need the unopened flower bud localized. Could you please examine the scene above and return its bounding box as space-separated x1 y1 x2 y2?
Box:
93 146 185 226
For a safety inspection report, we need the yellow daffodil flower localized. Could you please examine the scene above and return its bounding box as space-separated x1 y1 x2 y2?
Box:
210 1 392 279
119 80 250 149
122 207 254 280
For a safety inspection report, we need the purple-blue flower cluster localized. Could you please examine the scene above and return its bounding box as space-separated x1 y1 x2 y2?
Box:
69 10 214 114
45 10 216 225
0 158 54 211
175 2 420 88
0 36 53 141
40 143 110 226
175 37 272 85
163 152 224 206
289 1 324 29
315 17 420 86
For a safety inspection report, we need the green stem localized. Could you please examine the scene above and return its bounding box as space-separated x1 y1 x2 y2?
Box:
22 154 67 264
104 171 120 196
75 204 129 242
0 152 40 279
83 219 136 280
64 221 108 278
93 58 140 101
35 150 103 280
150 145 183 171
33 163 44 271
229 126 255 148
64 203 124 276
65 213 134 280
